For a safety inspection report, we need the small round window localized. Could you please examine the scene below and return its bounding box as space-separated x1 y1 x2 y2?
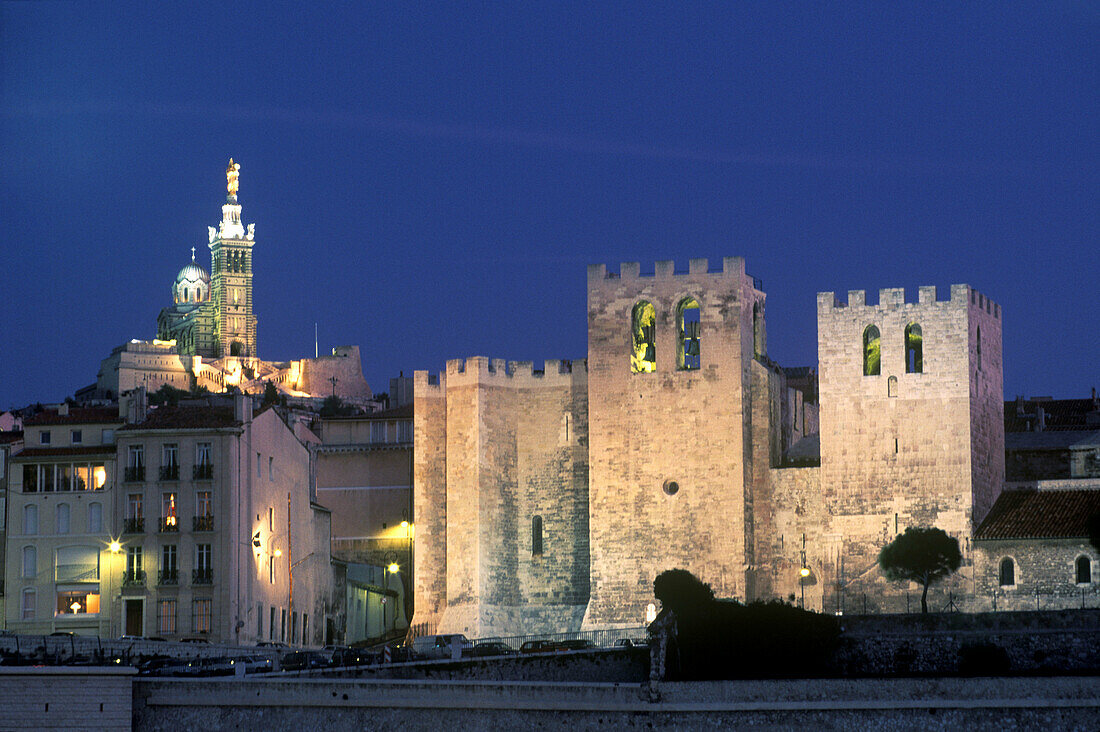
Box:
663 480 680 496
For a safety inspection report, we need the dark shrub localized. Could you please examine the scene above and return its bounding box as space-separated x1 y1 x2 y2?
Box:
959 642 1010 676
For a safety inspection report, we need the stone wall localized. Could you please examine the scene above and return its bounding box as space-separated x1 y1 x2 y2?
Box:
973 538 1100 611
414 358 590 638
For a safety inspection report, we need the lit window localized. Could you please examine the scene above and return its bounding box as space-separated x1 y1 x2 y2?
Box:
158 600 177 634
631 301 657 373
192 599 212 634
57 590 100 616
677 297 701 370
905 323 923 374
863 325 881 376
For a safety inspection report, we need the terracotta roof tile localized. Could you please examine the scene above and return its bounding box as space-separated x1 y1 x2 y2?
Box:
975 489 1100 541
24 408 123 426
120 406 240 431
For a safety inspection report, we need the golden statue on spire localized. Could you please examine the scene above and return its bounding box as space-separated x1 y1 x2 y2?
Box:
226 158 240 197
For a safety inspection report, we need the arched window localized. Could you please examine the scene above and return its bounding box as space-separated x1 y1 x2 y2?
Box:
631 301 657 373
21 589 36 620
56 503 70 534
677 297 701 370
532 516 543 556
1076 556 1092 584
22 546 36 578
88 502 103 534
863 325 881 376
887 375 898 397
905 323 923 373
999 557 1015 587
23 504 38 535
976 326 982 371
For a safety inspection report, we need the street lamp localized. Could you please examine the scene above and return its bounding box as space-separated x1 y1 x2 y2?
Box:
799 533 810 610
383 558 400 635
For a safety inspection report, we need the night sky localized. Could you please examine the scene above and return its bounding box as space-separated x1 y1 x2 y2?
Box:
1 3 1096 410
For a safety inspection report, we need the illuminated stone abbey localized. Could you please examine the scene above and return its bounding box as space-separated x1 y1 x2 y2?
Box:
413 258 1019 637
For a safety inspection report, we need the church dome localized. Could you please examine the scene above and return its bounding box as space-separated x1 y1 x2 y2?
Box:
174 257 211 305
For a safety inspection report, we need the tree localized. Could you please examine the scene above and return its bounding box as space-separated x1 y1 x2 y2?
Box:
878 527 961 613
653 568 715 616
261 381 279 407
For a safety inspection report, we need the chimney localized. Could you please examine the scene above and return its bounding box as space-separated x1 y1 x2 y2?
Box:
235 393 253 424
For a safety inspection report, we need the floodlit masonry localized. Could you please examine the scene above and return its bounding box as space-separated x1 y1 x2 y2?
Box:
413 257 1012 637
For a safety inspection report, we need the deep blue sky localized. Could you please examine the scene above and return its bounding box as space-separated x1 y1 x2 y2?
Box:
1 3 1096 409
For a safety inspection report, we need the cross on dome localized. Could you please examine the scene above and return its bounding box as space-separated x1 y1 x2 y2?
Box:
191 246 196 262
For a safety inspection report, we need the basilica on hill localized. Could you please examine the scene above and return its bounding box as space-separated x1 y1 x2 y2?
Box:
90 161 372 404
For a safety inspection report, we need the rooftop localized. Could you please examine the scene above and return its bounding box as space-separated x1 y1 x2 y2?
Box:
24 407 123 426
15 445 118 459
120 406 240 431
975 488 1100 541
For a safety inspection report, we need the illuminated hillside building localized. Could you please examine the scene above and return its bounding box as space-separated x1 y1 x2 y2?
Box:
93 161 371 404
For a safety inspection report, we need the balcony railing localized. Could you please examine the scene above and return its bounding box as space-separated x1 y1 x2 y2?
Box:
192 568 213 585
193 463 214 480
193 515 214 532
122 569 146 586
159 517 180 533
158 569 179 586
124 466 145 482
159 465 180 481
123 517 144 534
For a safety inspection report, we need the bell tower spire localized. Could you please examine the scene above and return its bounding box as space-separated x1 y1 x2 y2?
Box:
208 158 258 359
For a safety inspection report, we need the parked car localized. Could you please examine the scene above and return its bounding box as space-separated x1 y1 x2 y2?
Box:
332 647 366 666
613 638 648 649
467 641 517 657
554 639 595 652
197 656 235 676
229 655 272 674
118 635 144 641
280 650 328 671
519 639 556 654
320 645 350 665
255 640 290 650
409 634 474 660
180 636 210 644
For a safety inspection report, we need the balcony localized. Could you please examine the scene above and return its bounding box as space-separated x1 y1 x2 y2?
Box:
193 463 214 480
193 515 214 532
192 568 213 585
159 464 180 481
123 517 144 534
124 466 145 482
159 517 180 533
157 569 179 586
122 569 146 586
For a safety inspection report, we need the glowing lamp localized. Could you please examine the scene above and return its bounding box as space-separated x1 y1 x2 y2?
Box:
274 549 282 558
400 520 409 529
70 601 82 614
645 603 657 624
109 541 122 554
388 562 400 574
799 567 811 578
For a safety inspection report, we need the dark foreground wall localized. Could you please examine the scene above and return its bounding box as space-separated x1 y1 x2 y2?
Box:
132 676 1100 731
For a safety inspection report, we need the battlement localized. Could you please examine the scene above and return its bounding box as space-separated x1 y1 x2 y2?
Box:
817 284 1000 319
588 256 761 287
415 356 587 392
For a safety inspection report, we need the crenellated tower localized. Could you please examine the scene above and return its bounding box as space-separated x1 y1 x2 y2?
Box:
208 159 258 358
